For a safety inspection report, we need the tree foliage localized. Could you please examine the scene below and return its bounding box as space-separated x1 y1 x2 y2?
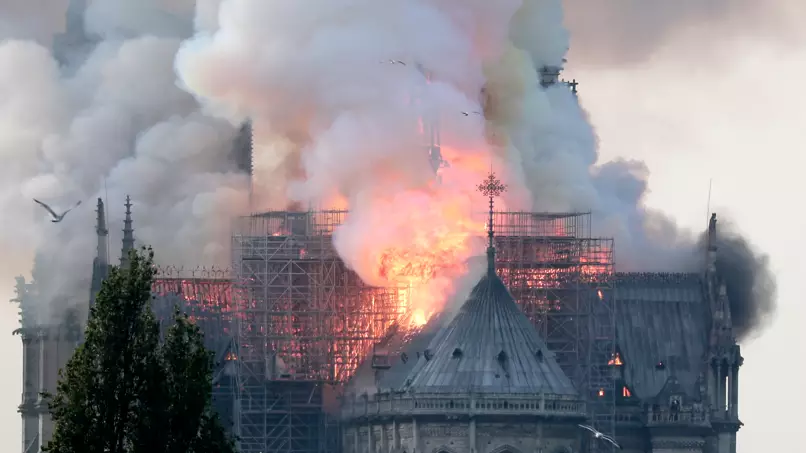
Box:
42 247 235 453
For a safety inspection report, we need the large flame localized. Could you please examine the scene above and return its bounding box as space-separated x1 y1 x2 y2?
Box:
336 182 487 329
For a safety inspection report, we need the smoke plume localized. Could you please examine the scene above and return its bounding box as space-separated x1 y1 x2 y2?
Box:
0 1 248 322
1 0 778 340
174 0 776 334
699 221 778 341
563 0 806 66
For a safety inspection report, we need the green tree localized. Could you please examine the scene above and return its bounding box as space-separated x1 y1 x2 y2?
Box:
42 247 235 453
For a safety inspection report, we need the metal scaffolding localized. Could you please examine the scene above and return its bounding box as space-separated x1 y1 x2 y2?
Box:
227 209 616 453
487 211 617 451
151 267 240 434
231 211 407 453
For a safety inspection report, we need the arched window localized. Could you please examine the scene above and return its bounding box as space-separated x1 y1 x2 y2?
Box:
490 446 522 453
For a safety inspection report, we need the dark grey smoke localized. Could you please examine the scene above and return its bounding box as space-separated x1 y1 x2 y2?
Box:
563 0 805 66
699 219 777 341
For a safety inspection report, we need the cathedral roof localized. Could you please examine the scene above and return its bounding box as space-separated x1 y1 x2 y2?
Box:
401 272 577 395
613 273 710 400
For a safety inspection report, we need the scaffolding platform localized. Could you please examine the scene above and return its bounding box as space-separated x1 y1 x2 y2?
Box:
228 209 617 453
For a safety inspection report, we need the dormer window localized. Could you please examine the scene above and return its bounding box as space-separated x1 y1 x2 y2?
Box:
608 352 623 366
452 348 463 359
496 350 509 372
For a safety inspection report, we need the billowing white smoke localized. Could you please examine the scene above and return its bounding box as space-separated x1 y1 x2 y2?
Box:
0 1 248 321
176 0 536 316
176 0 698 296
2 0 773 333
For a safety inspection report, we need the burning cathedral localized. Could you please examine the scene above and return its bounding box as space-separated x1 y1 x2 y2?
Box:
14 151 744 453
12 3 744 453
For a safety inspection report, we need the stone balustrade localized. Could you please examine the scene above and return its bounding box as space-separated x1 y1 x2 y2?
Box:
647 409 709 426
342 392 586 420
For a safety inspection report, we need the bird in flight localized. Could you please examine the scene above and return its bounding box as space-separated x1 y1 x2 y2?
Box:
578 424 622 450
381 59 406 65
34 199 82 223
461 111 482 116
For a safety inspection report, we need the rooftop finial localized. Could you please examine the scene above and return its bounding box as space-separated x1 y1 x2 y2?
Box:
477 170 507 276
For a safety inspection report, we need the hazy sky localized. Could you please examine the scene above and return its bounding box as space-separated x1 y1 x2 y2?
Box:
564 28 805 453
0 2 802 453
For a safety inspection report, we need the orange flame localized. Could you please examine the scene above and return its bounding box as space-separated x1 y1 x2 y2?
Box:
362 191 484 328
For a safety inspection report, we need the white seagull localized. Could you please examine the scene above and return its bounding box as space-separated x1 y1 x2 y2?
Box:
34 198 82 223
461 111 482 116
578 424 622 450
381 59 406 65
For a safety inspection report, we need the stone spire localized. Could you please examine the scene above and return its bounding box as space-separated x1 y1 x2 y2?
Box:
90 198 109 307
120 196 134 268
476 170 507 276
96 198 108 263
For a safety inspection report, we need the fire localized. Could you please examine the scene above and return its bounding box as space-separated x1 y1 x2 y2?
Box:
335 185 485 330
410 308 428 327
378 192 483 325
378 226 475 282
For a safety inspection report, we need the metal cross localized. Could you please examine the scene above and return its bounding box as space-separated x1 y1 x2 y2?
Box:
477 172 507 199
478 171 507 273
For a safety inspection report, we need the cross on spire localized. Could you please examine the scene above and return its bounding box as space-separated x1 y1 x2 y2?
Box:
477 170 507 276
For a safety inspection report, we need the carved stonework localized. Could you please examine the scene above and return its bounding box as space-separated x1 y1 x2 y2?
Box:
430 446 459 453
421 424 468 438
489 445 522 453
480 423 536 437
651 438 705 450
399 423 412 437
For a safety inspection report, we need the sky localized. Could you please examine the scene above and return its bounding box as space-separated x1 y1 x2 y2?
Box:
564 29 805 453
0 2 803 452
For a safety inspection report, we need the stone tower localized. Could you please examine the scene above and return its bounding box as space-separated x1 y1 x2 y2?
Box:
89 197 110 308
704 214 743 453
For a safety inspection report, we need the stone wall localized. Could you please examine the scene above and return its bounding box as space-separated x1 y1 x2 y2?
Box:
343 419 581 453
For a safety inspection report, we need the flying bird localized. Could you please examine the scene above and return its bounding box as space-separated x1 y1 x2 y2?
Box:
34 199 82 223
461 111 482 116
381 59 406 65
578 424 622 450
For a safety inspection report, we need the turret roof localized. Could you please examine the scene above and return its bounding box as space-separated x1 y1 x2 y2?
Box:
401 272 577 395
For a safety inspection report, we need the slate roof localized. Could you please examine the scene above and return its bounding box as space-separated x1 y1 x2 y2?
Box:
347 271 713 404
401 273 577 395
346 311 446 395
613 273 710 401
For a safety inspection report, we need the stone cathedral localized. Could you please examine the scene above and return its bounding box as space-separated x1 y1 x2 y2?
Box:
341 211 742 453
